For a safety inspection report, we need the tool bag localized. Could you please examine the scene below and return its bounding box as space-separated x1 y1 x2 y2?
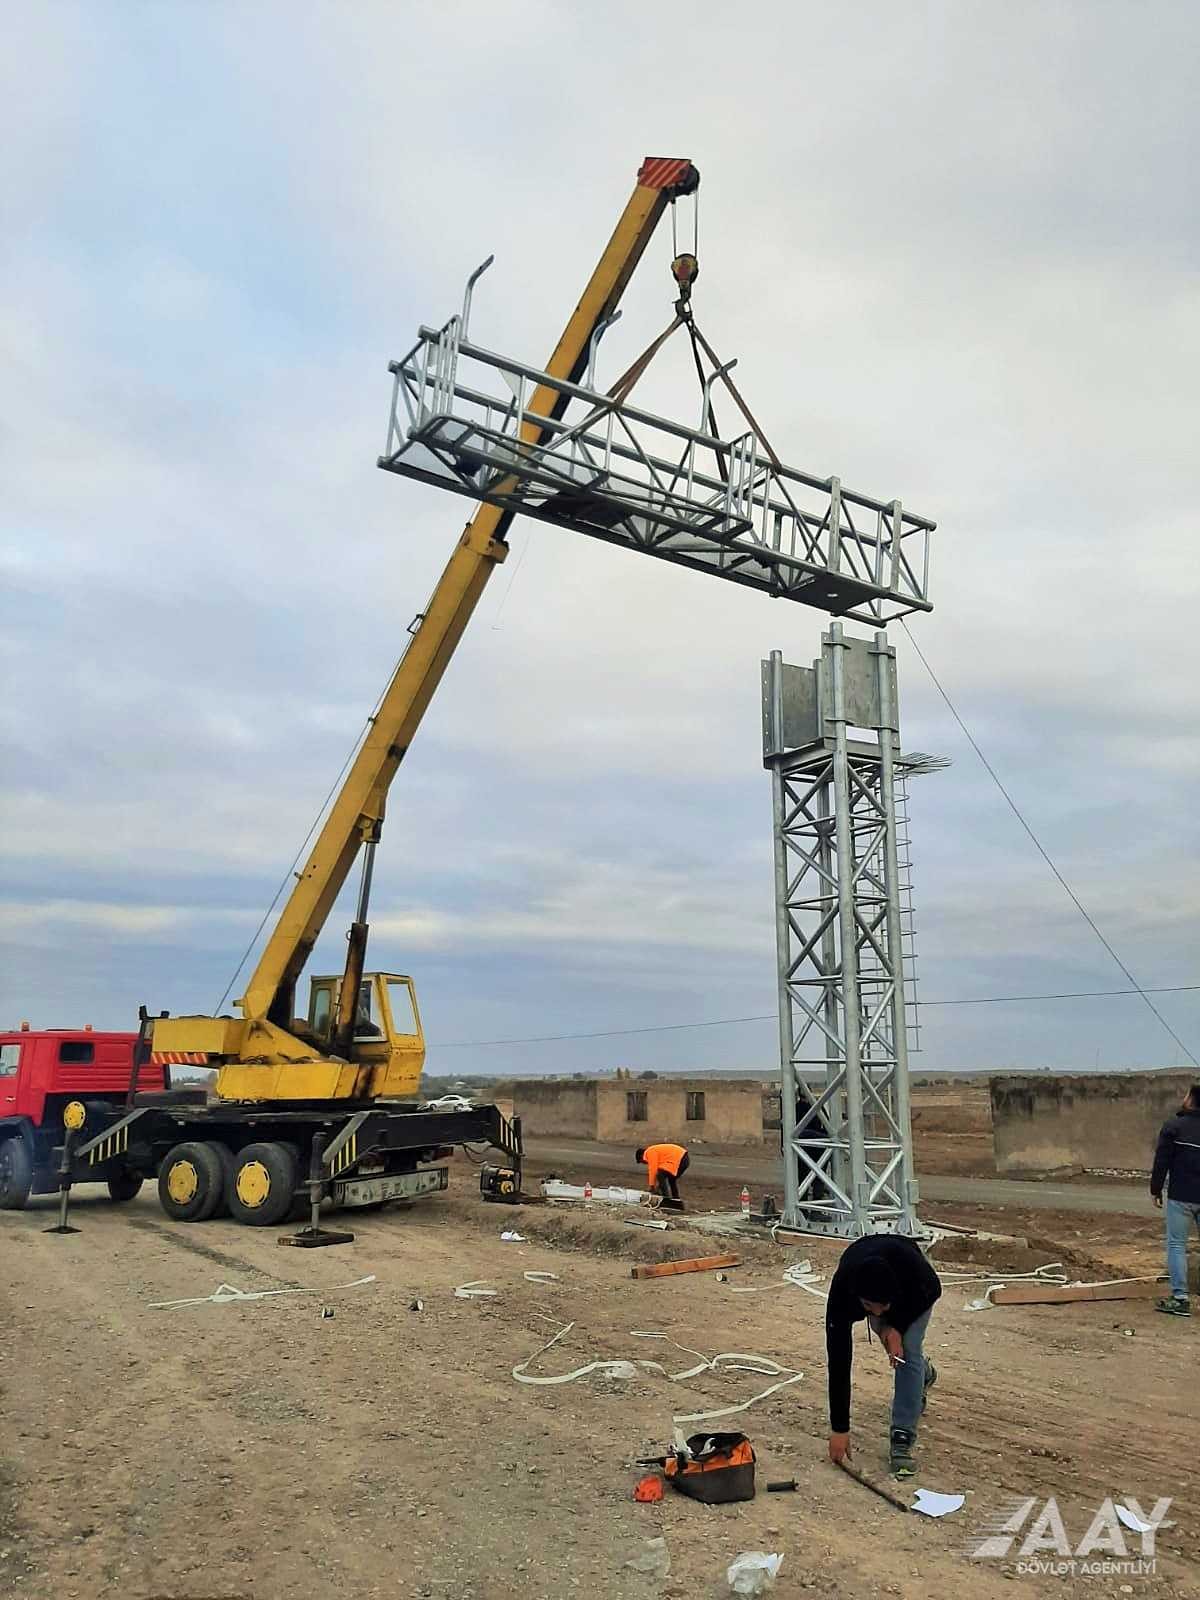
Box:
663 1432 756 1504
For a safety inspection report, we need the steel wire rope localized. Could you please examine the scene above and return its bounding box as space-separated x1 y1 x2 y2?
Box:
898 619 1197 1067
213 656 405 1013
429 986 1200 1048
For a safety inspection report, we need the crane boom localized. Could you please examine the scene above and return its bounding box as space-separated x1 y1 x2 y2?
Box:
245 157 698 1030
149 158 699 1104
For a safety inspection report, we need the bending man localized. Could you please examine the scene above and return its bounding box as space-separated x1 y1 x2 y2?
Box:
636 1142 689 1206
825 1234 941 1478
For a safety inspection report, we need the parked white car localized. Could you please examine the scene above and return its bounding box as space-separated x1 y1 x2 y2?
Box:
422 1094 476 1112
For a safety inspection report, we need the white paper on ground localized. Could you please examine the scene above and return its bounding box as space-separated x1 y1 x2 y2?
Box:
911 1489 966 1518
727 1550 784 1594
500 1230 526 1241
1115 1504 1154 1535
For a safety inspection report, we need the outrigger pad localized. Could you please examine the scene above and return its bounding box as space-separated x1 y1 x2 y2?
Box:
278 1226 356 1249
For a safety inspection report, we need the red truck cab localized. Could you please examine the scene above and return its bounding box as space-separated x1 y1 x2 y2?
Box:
0 1026 167 1208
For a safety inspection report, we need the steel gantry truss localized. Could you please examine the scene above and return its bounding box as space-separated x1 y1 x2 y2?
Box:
379 311 934 625
763 625 922 1236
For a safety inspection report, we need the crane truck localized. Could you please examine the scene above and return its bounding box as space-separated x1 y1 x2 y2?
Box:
0 156 700 1227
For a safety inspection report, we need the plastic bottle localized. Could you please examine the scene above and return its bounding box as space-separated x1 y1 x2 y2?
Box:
583 1180 593 1202
740 1185 751 1217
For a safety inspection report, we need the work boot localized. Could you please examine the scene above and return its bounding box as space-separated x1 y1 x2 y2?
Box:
1155 1296 1191 1317
922 1360 938 1412
889 1428 917 1478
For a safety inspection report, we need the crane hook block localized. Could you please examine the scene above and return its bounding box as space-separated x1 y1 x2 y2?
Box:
671 253 699 290
637 156 700 196
671 253 699 309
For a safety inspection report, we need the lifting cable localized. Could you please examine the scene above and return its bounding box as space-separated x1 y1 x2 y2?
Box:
899 619 1198 1068
212 656 404 1013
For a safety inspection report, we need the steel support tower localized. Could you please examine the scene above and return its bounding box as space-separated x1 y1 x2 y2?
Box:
763 624 921 1237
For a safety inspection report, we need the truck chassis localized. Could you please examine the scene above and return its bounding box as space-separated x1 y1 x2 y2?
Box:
73 1096 522 1226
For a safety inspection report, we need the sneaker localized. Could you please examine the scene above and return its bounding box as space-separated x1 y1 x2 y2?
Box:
922 1360 938 1413
1155 1296 1191 1317
890 1428 917 1478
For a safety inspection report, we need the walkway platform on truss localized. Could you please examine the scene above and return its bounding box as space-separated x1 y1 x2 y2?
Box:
379 321 935 626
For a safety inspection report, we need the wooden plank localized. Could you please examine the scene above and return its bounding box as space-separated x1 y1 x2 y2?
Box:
991 1277 1166 1306
630 1253 740 1280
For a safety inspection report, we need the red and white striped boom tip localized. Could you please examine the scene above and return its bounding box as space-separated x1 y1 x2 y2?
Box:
637 156 699 195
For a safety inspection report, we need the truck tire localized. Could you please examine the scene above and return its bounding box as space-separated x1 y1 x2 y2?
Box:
0 1136 33 1210
158 1141 225 1222
278 1141 310 1221
106 1168 144 1204
227 1141 298 1227
207 1141 237 1218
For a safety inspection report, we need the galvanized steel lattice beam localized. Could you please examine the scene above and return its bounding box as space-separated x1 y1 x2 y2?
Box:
380 319 935 624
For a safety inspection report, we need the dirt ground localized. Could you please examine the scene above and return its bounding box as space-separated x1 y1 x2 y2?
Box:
2 1151 1197 1600
913 1128 997 1177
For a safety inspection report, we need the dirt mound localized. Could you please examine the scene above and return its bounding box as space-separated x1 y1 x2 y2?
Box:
927 1230 1113 1282
505 1202 782 1267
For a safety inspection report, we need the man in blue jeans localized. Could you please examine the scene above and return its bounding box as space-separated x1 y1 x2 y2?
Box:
1151 1082 1200 1317
825 1234 941 1478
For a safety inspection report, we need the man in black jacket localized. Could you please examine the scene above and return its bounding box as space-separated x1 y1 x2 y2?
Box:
1151 1083 1200 1317
784 1090 832 1211
825 1234 941 1478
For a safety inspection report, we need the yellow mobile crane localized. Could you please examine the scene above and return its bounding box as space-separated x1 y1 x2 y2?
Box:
76 157 700 1228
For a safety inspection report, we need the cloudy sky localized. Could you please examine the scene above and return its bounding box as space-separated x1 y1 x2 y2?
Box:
3 2 1197 1077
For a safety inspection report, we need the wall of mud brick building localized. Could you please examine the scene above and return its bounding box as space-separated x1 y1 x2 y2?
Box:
594 1079 765 1145
990 1071 1195 1175
508 1078 766 1145
505 1079 598 1138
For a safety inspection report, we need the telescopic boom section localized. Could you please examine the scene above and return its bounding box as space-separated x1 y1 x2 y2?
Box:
241 157 699 1032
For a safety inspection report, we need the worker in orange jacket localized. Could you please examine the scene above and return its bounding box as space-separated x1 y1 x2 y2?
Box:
636 1142 690 1205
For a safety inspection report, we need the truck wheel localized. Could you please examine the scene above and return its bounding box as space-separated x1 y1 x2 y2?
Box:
0 1137 33 1210
158 1141 225 1222
228 1142 298 1227
106 1168 144 1204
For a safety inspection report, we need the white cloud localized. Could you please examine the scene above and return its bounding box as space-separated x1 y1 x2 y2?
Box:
2 3 1198 1067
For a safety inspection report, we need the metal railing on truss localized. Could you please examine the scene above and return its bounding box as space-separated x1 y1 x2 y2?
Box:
380 300 935 626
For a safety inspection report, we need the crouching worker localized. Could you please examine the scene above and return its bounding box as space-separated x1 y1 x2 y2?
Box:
825 1235 941 1478
636 1142 690 1207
